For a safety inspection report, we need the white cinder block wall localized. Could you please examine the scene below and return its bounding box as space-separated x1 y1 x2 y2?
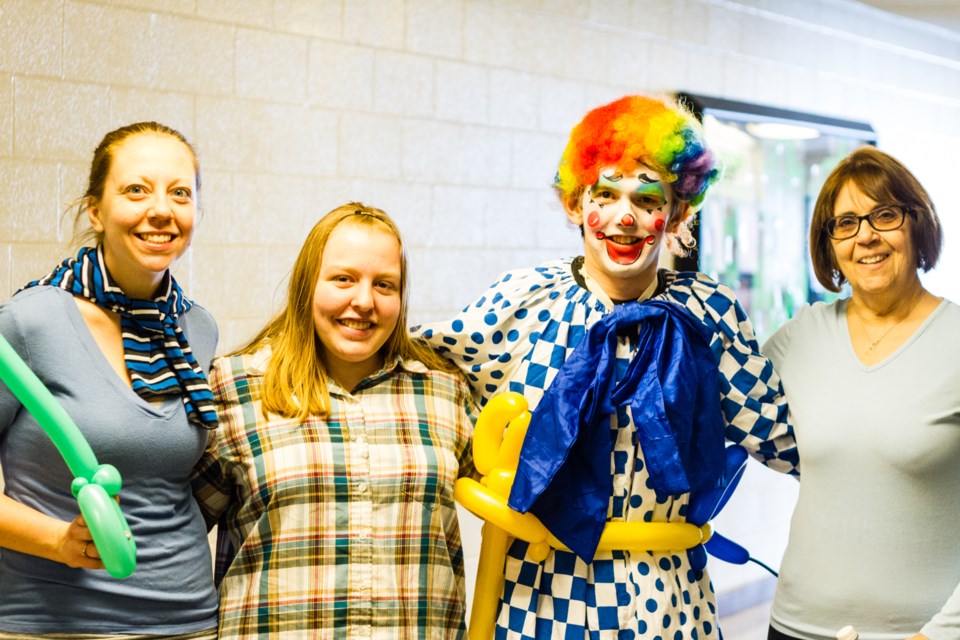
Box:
1 0 958 618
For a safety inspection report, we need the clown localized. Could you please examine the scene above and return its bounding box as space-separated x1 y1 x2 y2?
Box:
417 95 799 639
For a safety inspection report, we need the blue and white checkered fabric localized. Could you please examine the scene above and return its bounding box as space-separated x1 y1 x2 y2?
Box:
416 258 798 639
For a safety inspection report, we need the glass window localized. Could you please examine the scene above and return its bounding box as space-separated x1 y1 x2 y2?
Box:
673 94 876 341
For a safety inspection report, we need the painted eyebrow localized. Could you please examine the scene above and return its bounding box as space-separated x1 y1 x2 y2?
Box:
637 173 659 184
591 180 617 192
633 181 666 196
599 171 623 182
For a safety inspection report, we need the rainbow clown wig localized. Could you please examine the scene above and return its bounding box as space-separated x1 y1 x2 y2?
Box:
555 95 719 218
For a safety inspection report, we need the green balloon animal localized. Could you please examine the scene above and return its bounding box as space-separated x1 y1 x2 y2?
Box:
0 334 137 578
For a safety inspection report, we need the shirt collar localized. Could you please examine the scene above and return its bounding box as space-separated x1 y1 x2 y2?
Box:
328 355 428 396
572 256 664 308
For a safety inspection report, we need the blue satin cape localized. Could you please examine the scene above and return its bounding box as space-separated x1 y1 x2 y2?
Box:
507 299 726 562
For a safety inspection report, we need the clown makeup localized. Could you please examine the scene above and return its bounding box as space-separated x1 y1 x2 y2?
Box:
571 166 675 300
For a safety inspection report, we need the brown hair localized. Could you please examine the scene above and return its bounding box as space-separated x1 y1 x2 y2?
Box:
810 146 943 292
70 122 200 246
234 202 454 420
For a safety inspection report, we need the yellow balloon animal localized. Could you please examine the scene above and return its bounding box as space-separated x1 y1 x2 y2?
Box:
454 392 714 639
454 393 546 640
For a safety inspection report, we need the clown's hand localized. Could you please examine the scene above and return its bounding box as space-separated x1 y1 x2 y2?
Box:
454 392 550 561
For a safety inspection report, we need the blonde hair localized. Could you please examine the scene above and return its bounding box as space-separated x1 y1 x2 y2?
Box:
234 202 454 420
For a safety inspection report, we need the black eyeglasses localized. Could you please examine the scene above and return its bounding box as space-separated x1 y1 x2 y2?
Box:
824 205 913 240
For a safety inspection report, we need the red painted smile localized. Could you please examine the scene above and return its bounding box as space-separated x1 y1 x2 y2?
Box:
597 233 654 265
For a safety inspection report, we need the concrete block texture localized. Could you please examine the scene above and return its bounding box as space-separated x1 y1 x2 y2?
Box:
0 0 63 77
343 0 405 49
154 13 235 95
0 160 63 243
406 0 464 58
0 75 12 157
107 88 195 140
194 96 338 175
196 0 273 28
373 50 435 117
64 2 158 87
435 60 488 124
338 110 403 180
13 77 111 162
308 40 374 110
273 0 342 39
235 28 308 103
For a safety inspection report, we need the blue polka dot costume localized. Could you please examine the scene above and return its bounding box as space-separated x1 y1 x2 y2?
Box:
415 258 799 640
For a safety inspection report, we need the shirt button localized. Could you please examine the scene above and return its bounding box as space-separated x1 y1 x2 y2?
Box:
358 483 368 493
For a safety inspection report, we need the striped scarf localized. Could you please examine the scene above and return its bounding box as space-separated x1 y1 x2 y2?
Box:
22 245 217 430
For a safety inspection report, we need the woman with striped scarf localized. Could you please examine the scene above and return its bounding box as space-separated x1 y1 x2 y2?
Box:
0 122 219 639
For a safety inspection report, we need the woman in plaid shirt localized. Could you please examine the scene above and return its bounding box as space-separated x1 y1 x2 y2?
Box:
193 203 476 639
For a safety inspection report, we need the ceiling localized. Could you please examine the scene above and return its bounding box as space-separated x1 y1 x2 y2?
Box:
857 1 960 32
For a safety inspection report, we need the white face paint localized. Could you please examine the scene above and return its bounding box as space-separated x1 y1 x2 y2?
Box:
567 166 674 299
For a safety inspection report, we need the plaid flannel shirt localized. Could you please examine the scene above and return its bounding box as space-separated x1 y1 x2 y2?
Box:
192 348 476 639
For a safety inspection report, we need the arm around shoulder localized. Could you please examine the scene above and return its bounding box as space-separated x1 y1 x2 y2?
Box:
678 275 800 475
191 353 258 527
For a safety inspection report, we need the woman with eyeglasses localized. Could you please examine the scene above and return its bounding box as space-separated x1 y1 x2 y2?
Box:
763 146 958 640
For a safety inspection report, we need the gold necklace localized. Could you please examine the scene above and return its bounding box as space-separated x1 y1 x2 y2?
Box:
861 317 906 351
852 301 914 352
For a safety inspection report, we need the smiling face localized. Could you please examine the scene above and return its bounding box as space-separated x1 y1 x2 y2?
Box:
312 221 403 390
831 180 920 303
87 132 197 299
566 166 675 300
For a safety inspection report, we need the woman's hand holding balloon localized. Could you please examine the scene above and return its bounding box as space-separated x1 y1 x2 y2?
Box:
59 514 104 571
